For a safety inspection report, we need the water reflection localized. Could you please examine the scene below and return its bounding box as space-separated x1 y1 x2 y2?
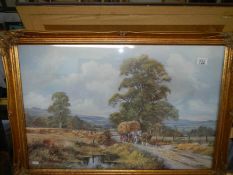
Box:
81 154 118 168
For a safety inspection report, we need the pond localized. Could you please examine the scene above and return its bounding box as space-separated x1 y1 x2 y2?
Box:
57 154 119 169
80 154 119 168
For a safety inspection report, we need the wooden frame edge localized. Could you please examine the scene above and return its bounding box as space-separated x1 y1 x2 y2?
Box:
1 31 233 175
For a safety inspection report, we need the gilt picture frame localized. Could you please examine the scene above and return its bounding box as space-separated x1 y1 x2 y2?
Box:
0 31 233 175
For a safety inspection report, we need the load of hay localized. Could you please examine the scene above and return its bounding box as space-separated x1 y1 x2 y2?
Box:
117 120 141 134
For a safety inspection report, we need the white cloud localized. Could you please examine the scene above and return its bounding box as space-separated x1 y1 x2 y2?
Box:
69 61 121 116
23 92 51 109
166 53 207 103
20 49 69 93
52 73 81 92
71 98 117 117
43 60 121 96
22 59 121 116
188 99 216 115
81 61 120 95
71 98 98 115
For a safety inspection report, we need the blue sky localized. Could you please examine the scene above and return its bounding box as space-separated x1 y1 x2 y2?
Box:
18 45 225 121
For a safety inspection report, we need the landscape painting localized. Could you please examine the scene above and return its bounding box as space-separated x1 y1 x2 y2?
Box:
18 45 225 170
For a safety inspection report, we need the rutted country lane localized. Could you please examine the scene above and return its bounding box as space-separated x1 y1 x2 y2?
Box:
134 144 212 169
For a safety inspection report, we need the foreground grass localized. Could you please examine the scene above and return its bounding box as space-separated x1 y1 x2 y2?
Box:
175 143 213 156
104 143 165 169
28 140 105 168
27 128 165 169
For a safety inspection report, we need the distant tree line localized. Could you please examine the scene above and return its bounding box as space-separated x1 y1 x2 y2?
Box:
153 125 215 139
187 126 215 142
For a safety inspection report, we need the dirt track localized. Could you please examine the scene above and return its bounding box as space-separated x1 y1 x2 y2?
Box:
134 144 212 169
111 130 212 169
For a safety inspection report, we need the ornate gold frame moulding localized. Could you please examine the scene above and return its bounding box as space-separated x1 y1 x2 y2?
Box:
0 31 233 175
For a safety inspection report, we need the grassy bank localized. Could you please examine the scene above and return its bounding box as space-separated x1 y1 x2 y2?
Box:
104 143 165 169
175 143 213 156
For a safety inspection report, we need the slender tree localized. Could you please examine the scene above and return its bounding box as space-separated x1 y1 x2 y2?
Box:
109 55 178 131
48 92 71 128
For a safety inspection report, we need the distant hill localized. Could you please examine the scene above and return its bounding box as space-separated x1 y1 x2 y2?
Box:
25 108 215 131
163 119 216 132
25 107 49 117
79 115 112 128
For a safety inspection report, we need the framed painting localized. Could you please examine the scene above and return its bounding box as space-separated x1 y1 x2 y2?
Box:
0 31 233 175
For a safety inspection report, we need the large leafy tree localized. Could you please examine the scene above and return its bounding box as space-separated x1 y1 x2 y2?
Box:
48 92 71 128
109 55 178 131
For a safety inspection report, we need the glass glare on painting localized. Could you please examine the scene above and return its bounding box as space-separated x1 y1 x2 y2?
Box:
18 45 225 170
